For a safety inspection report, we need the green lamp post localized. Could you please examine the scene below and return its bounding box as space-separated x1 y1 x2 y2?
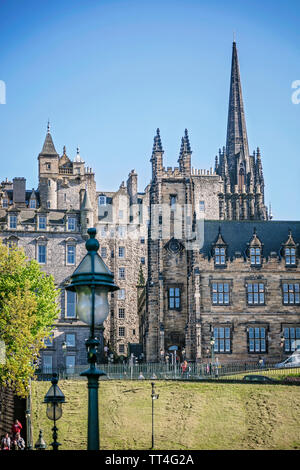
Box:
210 335 215 376
43 373 65 450
66 228 118 450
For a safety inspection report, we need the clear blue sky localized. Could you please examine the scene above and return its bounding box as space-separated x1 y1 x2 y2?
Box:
0 0 299 220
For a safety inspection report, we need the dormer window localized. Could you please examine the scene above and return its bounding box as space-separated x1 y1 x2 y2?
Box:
99 195 107 206
250 247 261 266
3 198 8 208
215 247 226 266
29 199 36 209
285 248 296 266
68 217 76 231
39 216 46 230
9 215 17 229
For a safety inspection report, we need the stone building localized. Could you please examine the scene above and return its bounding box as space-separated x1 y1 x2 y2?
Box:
0 41 299 369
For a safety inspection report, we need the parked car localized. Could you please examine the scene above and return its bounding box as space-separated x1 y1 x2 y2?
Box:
275 351 300 369
242 375 276 383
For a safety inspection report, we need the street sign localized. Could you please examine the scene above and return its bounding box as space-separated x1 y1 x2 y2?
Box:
168 345 178 351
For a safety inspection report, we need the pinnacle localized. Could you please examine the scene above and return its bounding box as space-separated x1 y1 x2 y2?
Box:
152 128 163 153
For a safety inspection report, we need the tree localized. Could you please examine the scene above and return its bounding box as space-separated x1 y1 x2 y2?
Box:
0 241 60 397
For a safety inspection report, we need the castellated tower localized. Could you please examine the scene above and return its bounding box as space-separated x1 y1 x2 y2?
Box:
38 123 97 220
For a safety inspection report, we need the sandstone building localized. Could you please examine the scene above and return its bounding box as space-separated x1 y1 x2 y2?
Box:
0 41 299 370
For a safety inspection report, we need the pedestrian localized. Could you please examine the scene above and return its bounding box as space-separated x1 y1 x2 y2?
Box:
138 372 145 380
11 419 22 439
181 360 188 376
258 357 264 369
1 433 11 450
14 433 25 450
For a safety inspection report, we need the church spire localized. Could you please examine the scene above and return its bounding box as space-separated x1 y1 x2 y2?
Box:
40 121 58 156
226 41 249 163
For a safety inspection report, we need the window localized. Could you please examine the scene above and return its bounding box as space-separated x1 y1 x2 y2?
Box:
46 163 51 170
199 201 205 212
66 290 76 318
9 215 17 229
215 247 226 266
212 282 230 305
48 180 51 186
39 216 46 230
99 195 107 205
67 245 76 265
47 201 51 209
66 356 75 373
133 329 136 336
119 246 125 258
283 327 300 353
119 344 125 354
282 283 300 305
38 245 46 264
285 248 296 266
169 287 181 309
119 268 125 280
68 217 76 231
119 327 125 337
100 226 107 238
119 210 124 220
247 283 265 305
101 247 107 258
118 308 125 319
118 289 125 300
250 247 261 266
248 327 267 353
118 226 126 238
43 356 52 373
66 334 76 347
3 198 8 208
213 327 231 353
170 195 177 208
29 199 36 209
140 237 145 244
141 257 145 265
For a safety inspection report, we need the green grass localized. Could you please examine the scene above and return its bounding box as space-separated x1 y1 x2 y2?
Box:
31 379 300 450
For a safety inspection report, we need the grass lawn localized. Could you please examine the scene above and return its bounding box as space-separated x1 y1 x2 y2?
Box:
31 379 300 450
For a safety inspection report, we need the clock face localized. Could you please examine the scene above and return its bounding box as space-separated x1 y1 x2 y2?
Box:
169 239 180 254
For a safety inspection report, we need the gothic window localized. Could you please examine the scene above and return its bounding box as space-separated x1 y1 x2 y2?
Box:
283 326 300 353
247 327 267 353
67 245 76 265
66 290 76 318
168 287 181 310
38 216 46 230
38 245 46 264
282 283 300 305
215 247 226 266
285 248 296 266
213 327 231 353
212 282 230 305
247 283 265 305
9 215 17 229
238 168 245 191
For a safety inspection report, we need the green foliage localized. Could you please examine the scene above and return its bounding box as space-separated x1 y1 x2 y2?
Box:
0 242 60 397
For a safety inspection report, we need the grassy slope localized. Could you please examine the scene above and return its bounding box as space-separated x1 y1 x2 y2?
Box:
31 380 300 450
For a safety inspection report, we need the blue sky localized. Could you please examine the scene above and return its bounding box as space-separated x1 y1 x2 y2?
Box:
0 0 299 220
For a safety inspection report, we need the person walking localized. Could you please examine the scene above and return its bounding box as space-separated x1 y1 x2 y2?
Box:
11 419 22 439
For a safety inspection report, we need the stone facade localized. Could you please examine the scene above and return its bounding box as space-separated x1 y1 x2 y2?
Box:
0 41 298 369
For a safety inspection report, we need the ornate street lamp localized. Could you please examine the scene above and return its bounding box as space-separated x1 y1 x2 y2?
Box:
66 228 118 450
210 336 215 376
43 373 65 450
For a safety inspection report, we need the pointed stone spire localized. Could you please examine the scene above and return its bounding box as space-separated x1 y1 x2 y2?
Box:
152 128 163 153
226 41 249 163
40 121 58 156
178 129 192 176
81 185 93 211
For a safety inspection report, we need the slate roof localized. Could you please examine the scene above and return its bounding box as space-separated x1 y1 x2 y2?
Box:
200 220 300 260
